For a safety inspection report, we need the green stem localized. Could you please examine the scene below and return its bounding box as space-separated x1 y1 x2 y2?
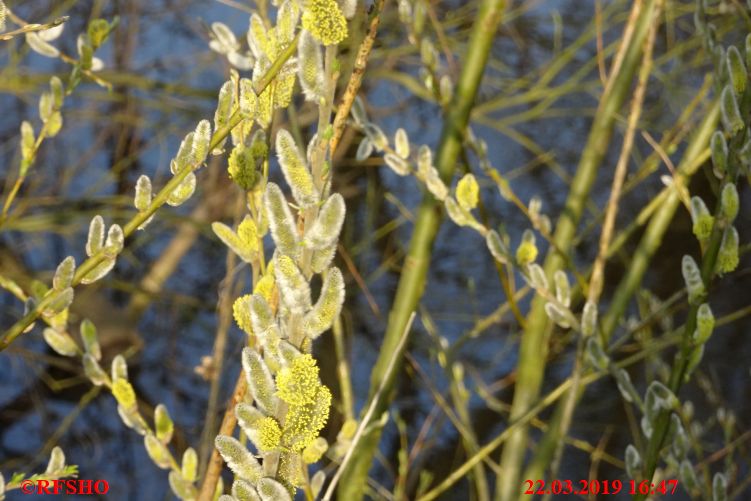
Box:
521 99 720 484
495 2 657 499
335 1 508 499
635 115 738 501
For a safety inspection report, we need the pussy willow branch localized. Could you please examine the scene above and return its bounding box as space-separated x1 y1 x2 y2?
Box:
495 2 656 497
1 119 53 225
0 35 299 351
635 141 742 500
0 12 68 41
522 99 719 484
543 4 660 497
338 2 508 496
199 12 381 490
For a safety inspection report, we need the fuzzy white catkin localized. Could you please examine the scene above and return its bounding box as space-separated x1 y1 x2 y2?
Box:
264 182 300 259
276 129 318 207
134 175 152 211
86 215 105 256
304 193 346 250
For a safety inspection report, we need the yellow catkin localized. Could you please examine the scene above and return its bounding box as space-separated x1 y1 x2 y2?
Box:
233 295 254 335
112 378 136 409
276 354 319 406
515 241 538 266
456 173 479 210
283 385 331 451
301 437 328 464
258 417 283 451
302 0 348 46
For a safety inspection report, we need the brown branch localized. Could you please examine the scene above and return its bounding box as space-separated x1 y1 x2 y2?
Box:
197 374 247 501
329 0 385 156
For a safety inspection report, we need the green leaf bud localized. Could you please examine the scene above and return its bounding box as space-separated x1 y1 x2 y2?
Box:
394 128 410 159
625 445 641 479
581 300 598 337
105 223 124 256
111 354 128 381
726 45 747 95
356 138 373 161
711 131 728 178
720 85 744 136
690 196 714 242
720 183 739 223
191 119 211 165
42 287 73 318
363 123 388 151
614 368 638 403
693 303 715 345
181 448 198 483
486 229 509 264
682 255 705 303
680 460 698 494
544 302 570 328
80 319 101 359
134 175 152 211
86 215 105 256
43 327 78 356
168 471 198 501
553 270 571 307
80 256 116 284
713 473 727 501
585 337 609 370
384 153 410 176
87 19 110 49
685 344 704 381
425 168 448 201
83 353 107 386
717 226 739 274
155 404 174 444
53 256 75 291
212 81 233 154
166 172 196 207
46 446 66 474
145 433 171 469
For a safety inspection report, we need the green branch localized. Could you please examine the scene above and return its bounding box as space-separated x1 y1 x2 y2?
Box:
335 1 508 499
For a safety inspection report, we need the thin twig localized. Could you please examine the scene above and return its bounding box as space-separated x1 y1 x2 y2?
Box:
329 0 385 156
0 15 68 41
322 312 416 501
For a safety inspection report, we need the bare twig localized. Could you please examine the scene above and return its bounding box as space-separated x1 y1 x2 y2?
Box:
329 0 385 156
